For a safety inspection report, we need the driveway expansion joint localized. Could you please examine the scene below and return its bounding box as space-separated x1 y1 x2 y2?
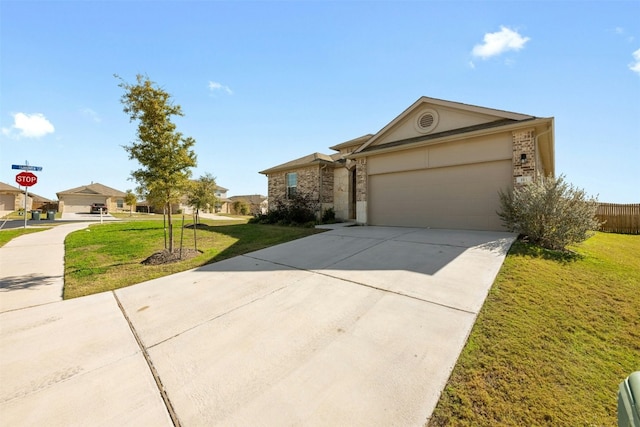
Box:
112 291 182 427
243 253 478 316
147 284 290 349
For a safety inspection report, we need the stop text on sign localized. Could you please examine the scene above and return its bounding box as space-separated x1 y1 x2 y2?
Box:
16 172 38 187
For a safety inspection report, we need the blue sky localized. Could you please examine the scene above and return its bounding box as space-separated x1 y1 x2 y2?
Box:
1 0 639 203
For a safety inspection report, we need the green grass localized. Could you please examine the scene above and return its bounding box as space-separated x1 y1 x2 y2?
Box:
0 227 51 246
63 219 322 299
428 232 640 427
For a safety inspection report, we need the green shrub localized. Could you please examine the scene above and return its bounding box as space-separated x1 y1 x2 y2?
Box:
321 207 336 224
255 194 318 226
498 175 601 251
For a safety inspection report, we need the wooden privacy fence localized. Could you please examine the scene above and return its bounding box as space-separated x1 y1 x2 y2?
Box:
596 203 640 235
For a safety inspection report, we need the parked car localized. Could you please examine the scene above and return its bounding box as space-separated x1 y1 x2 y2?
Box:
91 203 108 214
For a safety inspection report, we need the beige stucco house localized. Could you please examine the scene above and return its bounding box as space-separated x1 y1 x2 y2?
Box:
57 183 129 214
229 194 268 215
260 96 554 231
0 182 54 212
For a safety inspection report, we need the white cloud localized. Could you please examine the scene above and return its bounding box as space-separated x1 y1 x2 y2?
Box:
630 48 640 74
208 81 233 95
1 112 55 139
472 26 530 59
80 107 101 123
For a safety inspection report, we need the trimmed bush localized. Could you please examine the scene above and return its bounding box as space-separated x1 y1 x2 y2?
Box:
498 175 601 250
252 194 318 227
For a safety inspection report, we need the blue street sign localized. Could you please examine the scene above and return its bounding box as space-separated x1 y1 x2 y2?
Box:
11 164 43 171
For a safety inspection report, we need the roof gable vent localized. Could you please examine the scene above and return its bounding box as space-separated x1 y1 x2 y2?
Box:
414 108 439 134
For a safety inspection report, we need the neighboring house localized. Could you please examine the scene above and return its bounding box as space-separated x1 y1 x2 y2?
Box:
213 185 231 214
139 185 231 214
0 182 54 212
229 195 268 215
57 183 129 214
260 96 554 231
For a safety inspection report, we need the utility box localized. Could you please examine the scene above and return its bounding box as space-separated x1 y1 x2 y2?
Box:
619 371 640 427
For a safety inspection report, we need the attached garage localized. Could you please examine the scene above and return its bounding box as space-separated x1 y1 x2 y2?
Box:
369 160 512 230
262 96 555 232
0 193 15 211
57 183 127 214
60 195 105 213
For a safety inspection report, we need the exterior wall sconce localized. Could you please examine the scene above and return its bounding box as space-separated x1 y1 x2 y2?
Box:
520 153 528 164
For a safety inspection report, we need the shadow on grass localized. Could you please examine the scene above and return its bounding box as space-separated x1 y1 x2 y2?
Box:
508 239 583 263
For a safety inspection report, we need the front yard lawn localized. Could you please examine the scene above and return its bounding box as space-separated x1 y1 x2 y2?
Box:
63 219 322 299
428 232 640 426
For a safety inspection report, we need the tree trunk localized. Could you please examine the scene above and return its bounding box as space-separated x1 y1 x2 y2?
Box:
167 202 173 252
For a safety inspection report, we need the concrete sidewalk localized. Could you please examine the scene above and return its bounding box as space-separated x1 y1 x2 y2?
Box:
0 222 91 312
0 225 516 426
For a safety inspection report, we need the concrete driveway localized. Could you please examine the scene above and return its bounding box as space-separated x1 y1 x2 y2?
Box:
0 226 516 426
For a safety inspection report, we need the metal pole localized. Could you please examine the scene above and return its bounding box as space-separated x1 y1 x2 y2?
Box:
24 186 28 229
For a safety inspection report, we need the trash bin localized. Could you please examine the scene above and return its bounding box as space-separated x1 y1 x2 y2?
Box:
619 371 640 427
47 211 55 220
31 210 41 220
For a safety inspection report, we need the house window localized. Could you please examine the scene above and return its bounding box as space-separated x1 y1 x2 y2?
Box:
117 199 124 208
286 173 297 198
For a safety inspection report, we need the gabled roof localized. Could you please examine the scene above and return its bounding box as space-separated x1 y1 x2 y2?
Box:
259 152 337 175
57 183 126 198
0 182 53 202
354 96 535 154
357 118 523 153
0 182 21 193
329 134 374 151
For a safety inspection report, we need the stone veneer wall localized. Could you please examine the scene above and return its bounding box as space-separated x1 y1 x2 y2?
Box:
356 158 367 202
355 158 368 224
512 129 537 187
266 166 323 207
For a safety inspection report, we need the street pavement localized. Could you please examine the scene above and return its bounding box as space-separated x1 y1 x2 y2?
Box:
0 222 516 426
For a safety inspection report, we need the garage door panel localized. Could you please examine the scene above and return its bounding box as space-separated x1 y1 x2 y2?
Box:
369 160 511 231
0 194 16 211
62 196 105 213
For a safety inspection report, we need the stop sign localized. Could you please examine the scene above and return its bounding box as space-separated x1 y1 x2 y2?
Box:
16 171 38 187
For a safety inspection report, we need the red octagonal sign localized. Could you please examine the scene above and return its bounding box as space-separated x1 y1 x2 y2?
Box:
16 171 38 187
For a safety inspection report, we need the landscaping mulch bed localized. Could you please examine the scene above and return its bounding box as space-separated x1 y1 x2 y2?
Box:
141 248 201 265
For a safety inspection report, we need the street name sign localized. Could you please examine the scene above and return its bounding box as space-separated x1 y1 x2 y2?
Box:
12 164 43 171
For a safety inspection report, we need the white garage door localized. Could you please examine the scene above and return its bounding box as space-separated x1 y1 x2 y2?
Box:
368 160 512 231
63 196 105 213
0 194 15 211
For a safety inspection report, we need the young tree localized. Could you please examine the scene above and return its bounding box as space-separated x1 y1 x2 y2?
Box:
498 174 601 251
124 189 137 216
117 74 197 252
187 173 218 224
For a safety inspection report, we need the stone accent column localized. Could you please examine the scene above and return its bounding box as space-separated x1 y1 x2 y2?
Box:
512 129 537 187
356 158 368 224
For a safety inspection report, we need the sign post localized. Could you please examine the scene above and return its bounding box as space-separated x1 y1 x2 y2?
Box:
12 162 43 228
